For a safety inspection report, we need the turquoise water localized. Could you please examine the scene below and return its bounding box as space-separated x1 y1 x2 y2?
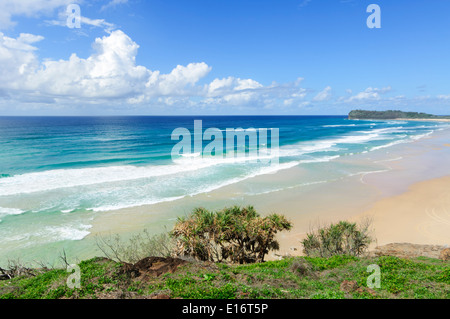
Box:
1 116 449 261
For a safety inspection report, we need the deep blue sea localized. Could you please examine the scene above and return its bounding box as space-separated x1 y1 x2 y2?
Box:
1 116 449 260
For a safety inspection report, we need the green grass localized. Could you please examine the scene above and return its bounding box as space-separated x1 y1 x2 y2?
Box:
0 255 448 299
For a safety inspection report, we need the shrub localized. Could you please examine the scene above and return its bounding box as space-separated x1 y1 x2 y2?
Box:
171 205 292 264
95 229 175 263
301 220 373 257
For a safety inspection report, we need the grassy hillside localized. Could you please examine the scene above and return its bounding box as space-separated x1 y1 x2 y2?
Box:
1 255 448 299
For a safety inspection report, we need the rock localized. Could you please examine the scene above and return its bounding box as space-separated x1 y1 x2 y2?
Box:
439 248 450 261
340 280 359 293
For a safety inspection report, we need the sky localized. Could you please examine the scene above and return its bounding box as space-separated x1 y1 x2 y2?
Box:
0 0 449 115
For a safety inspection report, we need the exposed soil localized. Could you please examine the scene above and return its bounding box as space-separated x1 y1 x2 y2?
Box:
369 243 449 259
120 256 189 280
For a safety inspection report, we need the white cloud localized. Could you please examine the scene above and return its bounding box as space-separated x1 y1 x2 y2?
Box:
347 86 392 102
0 29 314 113
312 86 332 101
0 0 74 29
0 32 43 90
206 77 262 97
45 10 116 32
150 62 212 96
0 30 214 104
101 0 128 11
203 76 308 108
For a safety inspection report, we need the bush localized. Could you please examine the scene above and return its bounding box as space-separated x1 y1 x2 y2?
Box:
301 220 373 258
95 229 175 263
171 205 292 264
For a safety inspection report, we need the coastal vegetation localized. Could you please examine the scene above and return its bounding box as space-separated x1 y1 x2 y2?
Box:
0 254 448 299
0 206 448 299
348 109 450 120
171 206 292 264
301 220 373 258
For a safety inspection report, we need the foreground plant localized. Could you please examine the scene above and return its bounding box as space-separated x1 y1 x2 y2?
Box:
171 205 292 264
302 220 373 258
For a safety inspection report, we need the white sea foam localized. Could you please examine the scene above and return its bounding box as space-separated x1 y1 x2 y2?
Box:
322 124 358 128
90 161 303 212
410 131 434 140
370 140 407 151
0 207 25 222
322 122 381 128
1 222 92 245
280 132 384 157
245 180 329 196
374 157 403 163
386 121 408 125
350 169 390 183
0 125 432 199
90 195 186 212
43 224 92 241
0 152 278 196
299 155 340 163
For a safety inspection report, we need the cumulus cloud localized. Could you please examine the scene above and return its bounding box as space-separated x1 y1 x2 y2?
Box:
0 30 215 105
202 76 308 108
347 86 392 102
0 32 43 90
0 28 313 112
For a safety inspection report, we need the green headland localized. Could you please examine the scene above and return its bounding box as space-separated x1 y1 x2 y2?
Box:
348 110 450 120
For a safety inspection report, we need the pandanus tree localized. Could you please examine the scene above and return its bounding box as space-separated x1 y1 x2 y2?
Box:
171 206 292 264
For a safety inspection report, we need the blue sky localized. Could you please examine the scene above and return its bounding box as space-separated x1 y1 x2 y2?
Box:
1 0 449 115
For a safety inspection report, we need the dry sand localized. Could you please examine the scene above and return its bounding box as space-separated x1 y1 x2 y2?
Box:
352 176 450 247
268 175 450 259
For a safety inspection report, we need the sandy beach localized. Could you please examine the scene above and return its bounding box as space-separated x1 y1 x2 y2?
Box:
352 176 450 246
395 118 450 122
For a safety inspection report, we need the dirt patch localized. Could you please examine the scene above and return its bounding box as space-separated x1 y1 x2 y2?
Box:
120 257 189 280
369 243 448 259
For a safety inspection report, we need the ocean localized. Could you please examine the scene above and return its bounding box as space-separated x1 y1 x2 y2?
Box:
1 115 449 263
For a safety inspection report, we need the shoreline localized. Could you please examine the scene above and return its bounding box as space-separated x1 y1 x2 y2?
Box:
395 118 450 122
